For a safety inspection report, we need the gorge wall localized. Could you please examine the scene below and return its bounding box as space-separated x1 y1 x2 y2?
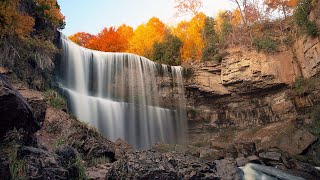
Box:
184 35 320 156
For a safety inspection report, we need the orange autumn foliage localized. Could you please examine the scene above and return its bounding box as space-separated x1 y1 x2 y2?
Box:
68 32 95 47
0 0 35 37
116 24 134 52
89 27 124 52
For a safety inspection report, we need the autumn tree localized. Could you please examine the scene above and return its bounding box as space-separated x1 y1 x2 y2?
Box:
90 27 124 52
35 0 65 28
231 8 243 27
264 0 298 18
152 33 183 66
116 24 134 52
69 32 95 47
215 11 232 43
128 17 166 58
0 0 35 37
174 0 203 16
172 12 206 62
229 0 248 26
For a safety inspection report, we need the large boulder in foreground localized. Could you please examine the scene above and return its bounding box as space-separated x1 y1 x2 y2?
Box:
0 74 41 138
106 150 244 179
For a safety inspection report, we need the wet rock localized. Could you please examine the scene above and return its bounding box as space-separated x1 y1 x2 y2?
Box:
0 74 39 138
243 163 305 180
258 151 282 161
247 155 259 161
236 157 249 167
293 161 320 179
247 155 263 165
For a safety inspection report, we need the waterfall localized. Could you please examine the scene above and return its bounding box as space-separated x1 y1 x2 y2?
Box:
56 34 187 149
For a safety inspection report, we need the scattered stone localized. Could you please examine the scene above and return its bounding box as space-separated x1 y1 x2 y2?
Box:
214 158 244 179
234 142 256 157
199 147 224 161
68 123 116 162
259 151 282 161
106 150 243 179
236 157 249 167
114 138 134 159
247 155 259 161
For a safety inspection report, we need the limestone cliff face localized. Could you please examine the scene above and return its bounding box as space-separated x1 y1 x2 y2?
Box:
185 36 320 154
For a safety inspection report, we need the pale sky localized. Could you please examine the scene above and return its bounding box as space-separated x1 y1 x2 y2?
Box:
57 0 235 36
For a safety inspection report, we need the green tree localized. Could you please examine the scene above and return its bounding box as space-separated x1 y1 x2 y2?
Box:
152 33 183 66
202 17 219 62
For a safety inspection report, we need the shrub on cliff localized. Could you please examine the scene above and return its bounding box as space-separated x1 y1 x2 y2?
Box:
294 0 318 37
253 37 278 53
0 0 65 90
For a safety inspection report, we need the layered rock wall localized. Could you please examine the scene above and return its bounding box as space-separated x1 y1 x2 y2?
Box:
185 36 320 149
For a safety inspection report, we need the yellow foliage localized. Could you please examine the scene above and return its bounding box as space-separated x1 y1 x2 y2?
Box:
231 9 242 27
117 24 134 52
214 10 227 33
172 12 206 62
128 17 166 58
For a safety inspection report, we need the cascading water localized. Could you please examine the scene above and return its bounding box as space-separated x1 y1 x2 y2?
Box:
56 34 187 149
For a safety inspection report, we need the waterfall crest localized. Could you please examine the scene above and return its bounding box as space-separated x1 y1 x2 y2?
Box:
57 34 187 149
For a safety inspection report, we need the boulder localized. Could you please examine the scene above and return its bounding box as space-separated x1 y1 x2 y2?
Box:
67 124 116 162
17 146 81 179
0 74 40 138
214 158 244 179
234 142 256 157
236 157 249 167
258 151 282 161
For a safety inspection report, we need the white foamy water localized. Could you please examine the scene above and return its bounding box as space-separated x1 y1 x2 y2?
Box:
57 34 187 149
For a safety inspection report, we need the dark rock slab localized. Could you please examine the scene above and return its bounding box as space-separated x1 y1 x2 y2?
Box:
17 146 81 179
0 74 39 138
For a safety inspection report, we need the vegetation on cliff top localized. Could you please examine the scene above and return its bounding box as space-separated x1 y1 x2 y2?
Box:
0 0 65 89
68 0 319 65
